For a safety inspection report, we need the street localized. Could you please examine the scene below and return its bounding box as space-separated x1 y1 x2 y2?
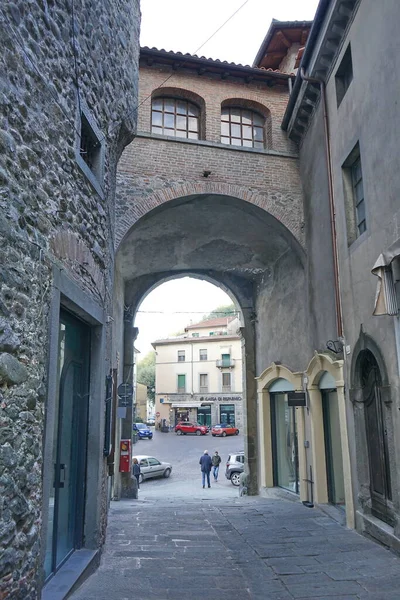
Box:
133 428 244 500
69 431 400 600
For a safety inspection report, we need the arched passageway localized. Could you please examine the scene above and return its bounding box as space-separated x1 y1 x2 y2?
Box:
113 192 307 497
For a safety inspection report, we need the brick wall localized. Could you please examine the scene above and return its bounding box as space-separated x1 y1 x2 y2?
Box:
116 63 304 247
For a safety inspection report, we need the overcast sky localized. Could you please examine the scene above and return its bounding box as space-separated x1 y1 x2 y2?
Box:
140 0 319 66
135 0 319 358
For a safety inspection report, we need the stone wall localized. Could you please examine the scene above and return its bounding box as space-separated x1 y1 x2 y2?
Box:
0 1 140 597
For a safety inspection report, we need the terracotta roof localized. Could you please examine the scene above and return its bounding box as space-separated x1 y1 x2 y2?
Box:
185 316 236 330
140 46 294 80
253 19 312 70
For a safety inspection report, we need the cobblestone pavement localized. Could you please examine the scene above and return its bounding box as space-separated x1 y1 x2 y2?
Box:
71 496 400 600
131 428 244 500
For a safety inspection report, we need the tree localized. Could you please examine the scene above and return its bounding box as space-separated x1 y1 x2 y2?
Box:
136 351 155 402
202 303 236 321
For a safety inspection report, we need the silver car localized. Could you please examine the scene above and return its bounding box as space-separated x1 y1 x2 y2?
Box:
133 455 172 484
225 451 244 486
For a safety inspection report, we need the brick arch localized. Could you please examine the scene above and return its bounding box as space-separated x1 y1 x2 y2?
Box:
115 181 305 251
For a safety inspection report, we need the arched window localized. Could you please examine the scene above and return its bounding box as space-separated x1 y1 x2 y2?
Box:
221 107 265 149
151 98 200 139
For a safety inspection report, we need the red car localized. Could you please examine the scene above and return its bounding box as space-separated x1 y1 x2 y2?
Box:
175 421 208 436
212 424 239 437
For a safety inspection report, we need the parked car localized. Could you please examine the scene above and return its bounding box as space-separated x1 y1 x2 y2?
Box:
133 455 172 483
175 421 208 436
133 422 153 439
212 424 239 437
147 417 155 426
225 451 244 486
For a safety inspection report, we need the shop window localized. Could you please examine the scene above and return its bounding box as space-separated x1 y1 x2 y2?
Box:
342 143 367 246
151 97 200 139
192 333 199 337
270 393 299 494
199 349 207 361
222 372 231 392
199 374 208 393
177 350 185 362
335 45 353 107
177 374 186 393
221 107 265 149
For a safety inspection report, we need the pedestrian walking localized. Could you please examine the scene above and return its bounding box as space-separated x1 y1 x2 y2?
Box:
199 450 212 488
211 450 221 482
132 457 141 489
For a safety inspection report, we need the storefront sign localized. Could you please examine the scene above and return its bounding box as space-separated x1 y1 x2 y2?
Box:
201 396 242 402
287 392 306 407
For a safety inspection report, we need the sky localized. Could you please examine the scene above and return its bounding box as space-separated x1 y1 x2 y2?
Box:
134 278 234 356
140 0 319 66
135 0 320 358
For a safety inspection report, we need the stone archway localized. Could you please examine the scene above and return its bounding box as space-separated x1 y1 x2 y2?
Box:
115 182 305 251
350 332 395 528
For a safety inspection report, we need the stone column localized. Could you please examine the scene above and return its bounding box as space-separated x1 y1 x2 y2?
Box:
338 384 355 528
258 389 274 487
242 309 258 495
120 311 137 498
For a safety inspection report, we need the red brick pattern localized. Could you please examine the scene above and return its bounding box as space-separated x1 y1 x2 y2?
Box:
116 65 304 249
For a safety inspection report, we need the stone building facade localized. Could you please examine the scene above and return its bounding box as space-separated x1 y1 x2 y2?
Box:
0 1 140 598
281 0 400 551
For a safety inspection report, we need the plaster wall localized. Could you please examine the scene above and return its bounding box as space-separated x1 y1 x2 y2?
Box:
154 337 243 394
298 0 400 546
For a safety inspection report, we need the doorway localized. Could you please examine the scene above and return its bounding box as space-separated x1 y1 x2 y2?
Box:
271 393 299 494
197 405 211 426
220 404 235 425
322 390 345 505
361 350 393 526
44 310 91 579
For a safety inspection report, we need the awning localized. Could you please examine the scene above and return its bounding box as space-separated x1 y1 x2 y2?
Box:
171 402 202 408
372 239 400 316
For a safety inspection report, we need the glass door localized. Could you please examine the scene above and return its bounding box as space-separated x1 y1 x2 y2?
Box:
45 310 90 579
271 393 299 494
322 390 345 505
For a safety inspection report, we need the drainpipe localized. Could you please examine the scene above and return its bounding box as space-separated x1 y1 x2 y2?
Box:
300 68 344 339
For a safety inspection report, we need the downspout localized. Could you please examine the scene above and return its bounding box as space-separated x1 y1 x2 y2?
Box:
300 68 344 339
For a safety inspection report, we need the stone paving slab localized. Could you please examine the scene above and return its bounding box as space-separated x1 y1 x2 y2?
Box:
71 497 400 600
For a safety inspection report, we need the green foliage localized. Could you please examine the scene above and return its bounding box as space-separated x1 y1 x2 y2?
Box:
136 351 155 401
202 303 236 321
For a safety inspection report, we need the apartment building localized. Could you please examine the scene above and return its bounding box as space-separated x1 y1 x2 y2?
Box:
153 316 244 428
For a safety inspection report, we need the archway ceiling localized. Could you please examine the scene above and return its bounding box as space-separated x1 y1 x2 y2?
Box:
117 194 298 282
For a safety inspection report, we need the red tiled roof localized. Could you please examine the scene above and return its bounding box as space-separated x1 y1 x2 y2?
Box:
185 316 235 330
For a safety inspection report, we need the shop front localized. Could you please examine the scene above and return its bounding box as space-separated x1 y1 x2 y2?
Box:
270 391 300 494
197 405 211 426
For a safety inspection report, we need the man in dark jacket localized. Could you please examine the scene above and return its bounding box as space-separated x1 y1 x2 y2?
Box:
199 450 212 488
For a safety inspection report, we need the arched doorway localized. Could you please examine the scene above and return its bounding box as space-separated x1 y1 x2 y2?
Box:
359 350 393 525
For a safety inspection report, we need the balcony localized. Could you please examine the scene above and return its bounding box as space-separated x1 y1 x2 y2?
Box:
216 359 235 368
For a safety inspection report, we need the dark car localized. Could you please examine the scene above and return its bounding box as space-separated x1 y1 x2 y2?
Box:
175 421 208 436
225 451 245 486
212 424 239 437
133 422 153 439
